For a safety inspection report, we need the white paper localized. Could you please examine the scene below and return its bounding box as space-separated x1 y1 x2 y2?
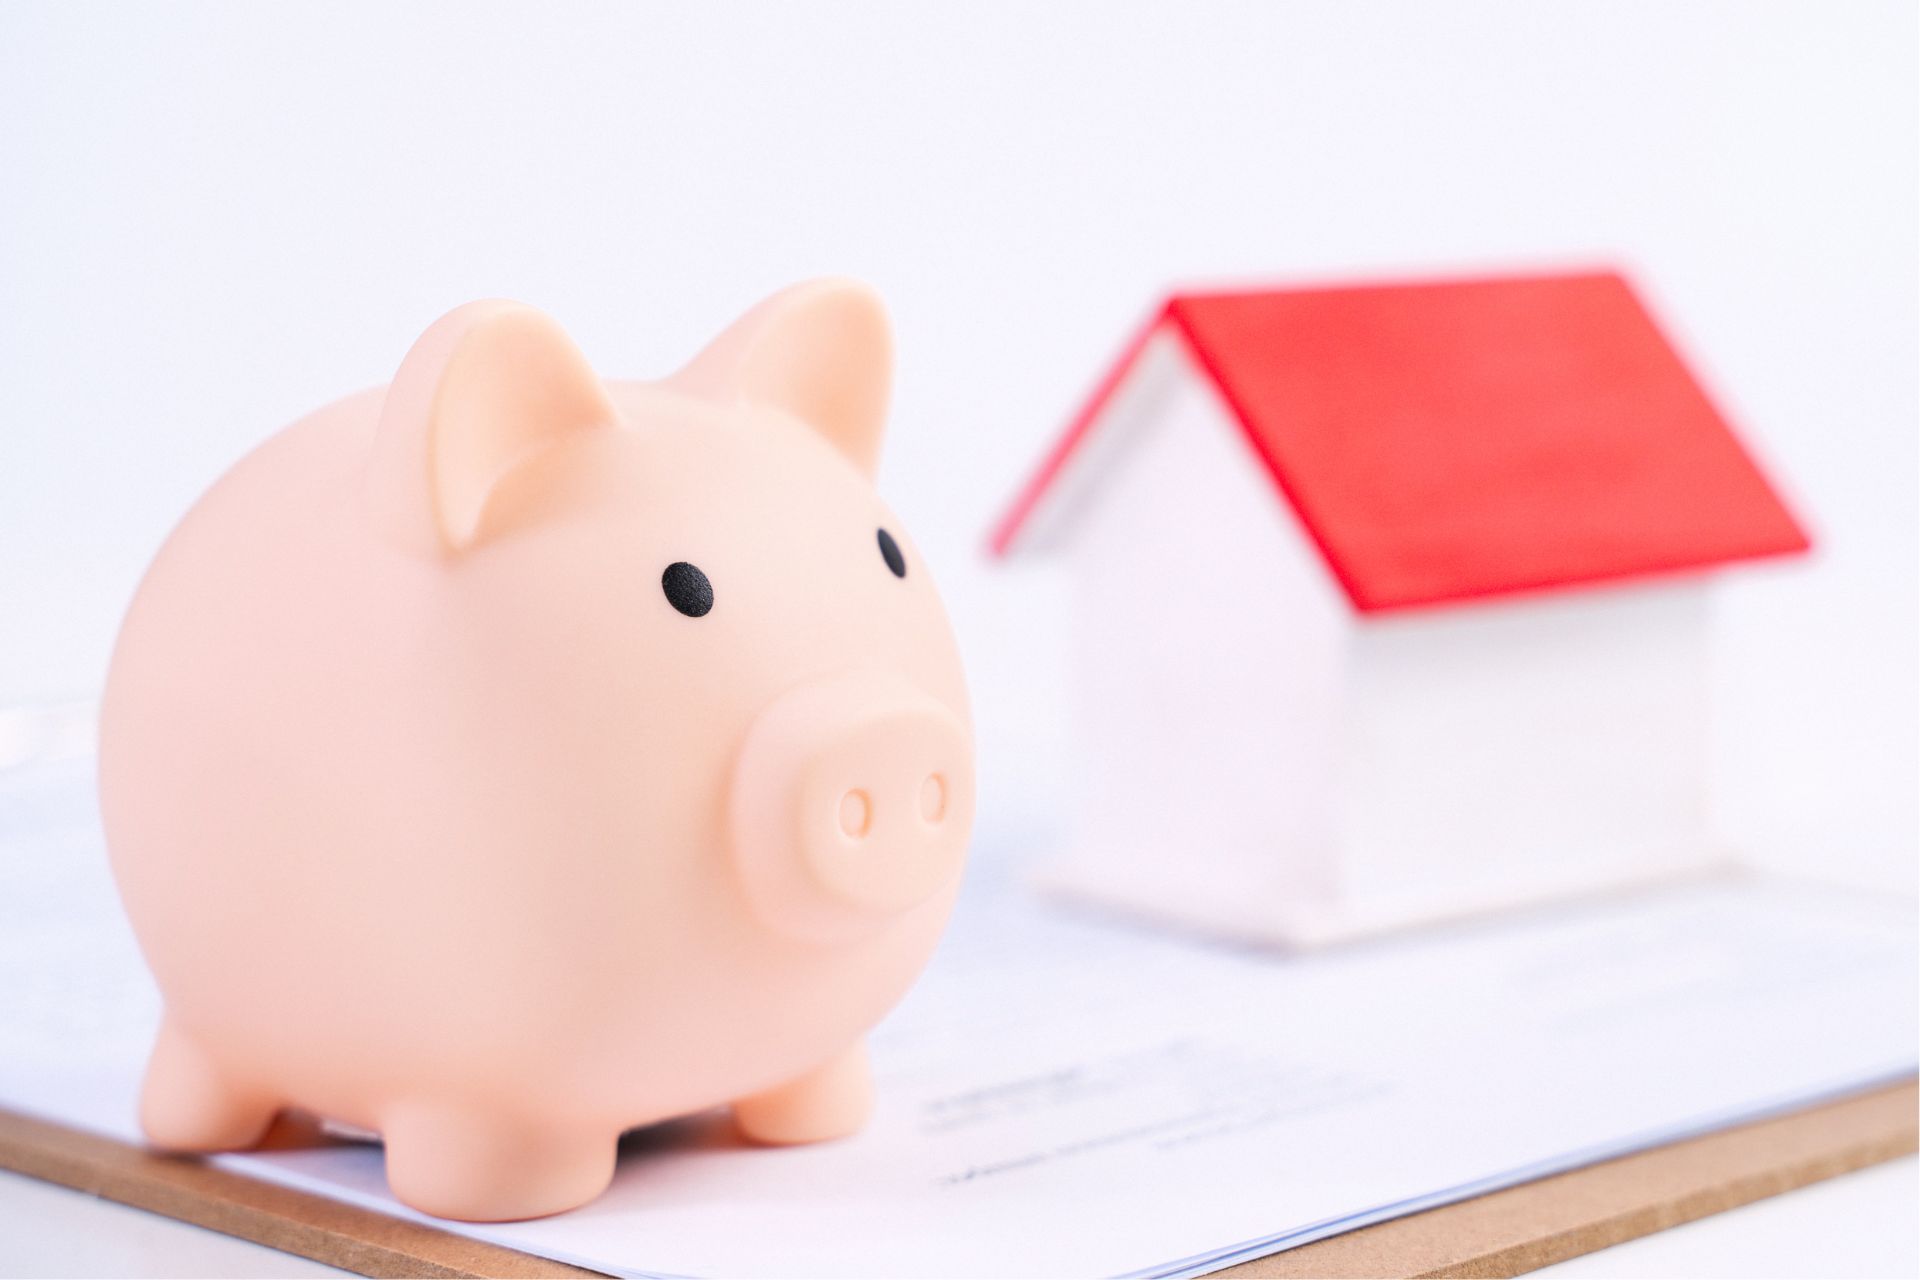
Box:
1 754 1914 1279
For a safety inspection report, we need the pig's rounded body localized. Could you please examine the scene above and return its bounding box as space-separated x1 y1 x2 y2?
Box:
99 286 974 1220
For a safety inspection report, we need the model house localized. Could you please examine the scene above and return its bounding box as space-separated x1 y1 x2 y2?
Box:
991 270 1809 945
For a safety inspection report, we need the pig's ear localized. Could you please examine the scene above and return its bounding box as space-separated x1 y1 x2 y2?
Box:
365 301 618 554
679 279 892 477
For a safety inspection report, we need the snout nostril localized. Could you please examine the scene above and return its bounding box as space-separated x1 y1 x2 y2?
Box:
838 789 872 839
919 774 947 824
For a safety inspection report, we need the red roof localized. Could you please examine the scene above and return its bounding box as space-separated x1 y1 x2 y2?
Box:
989 270 1810 612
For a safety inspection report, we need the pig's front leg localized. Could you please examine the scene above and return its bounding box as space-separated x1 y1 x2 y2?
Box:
381 1102 616 1221
733 1041 873 1145
140 1020 280 1151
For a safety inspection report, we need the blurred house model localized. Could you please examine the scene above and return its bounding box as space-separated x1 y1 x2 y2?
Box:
991 271 1808 945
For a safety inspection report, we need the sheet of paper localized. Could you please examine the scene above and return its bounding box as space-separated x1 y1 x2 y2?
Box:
1 753 1914 1279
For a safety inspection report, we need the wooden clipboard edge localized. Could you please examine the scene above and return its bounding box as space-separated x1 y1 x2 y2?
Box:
1218 1077 1918 1278
1 1079 1913 1280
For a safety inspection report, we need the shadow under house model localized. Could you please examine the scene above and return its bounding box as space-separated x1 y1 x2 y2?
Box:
990 270 1810 946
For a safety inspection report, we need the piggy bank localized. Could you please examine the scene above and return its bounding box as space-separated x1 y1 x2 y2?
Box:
98 280 974 1221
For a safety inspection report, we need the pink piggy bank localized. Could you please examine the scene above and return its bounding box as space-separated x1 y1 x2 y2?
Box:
98 280 974 1221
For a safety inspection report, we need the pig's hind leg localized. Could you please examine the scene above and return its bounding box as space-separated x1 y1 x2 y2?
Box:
380 1102 616 1221
139 1020 281 1151
733 1041 873 1145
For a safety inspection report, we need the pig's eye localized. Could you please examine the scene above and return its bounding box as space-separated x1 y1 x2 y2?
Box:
661 562 713 617
877 528 907 579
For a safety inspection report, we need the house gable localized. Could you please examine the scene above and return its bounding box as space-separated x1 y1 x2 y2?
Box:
1046 330 1355 932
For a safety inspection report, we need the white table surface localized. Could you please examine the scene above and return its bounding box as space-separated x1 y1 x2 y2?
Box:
1 1155 1914 1279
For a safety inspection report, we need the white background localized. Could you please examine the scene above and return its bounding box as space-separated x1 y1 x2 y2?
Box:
1 3 1915 1274
2 1 1915 888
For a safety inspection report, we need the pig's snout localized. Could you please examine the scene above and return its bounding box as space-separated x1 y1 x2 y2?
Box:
729 673 974 942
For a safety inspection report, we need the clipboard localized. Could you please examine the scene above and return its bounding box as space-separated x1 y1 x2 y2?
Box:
2 1078 1912 1279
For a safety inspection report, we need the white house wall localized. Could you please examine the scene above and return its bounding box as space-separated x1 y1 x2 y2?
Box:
1051 330 1353 934
1338 579 1715 918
